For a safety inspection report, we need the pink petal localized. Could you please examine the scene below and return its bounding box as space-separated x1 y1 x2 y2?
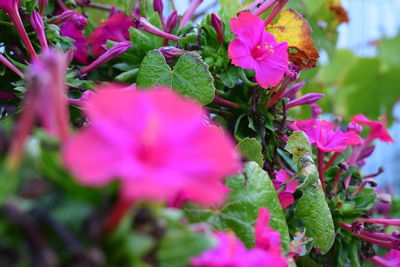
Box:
230 12 264 47
62 127 120 186
228 38 255 69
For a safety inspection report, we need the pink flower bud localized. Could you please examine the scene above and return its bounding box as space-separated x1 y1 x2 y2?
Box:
248 0 264 11
153 0 164 15
281 81 305 100
165 11 178 33
211 13 224 44
311 104 322 119
347 122 363 134
159 46 186 58
134 16 179 42
286 93 324 109
79 42 132 74
30 10 48 50
38 0 48 15
7 50 69 170
180 0 204 29
48 10 75 25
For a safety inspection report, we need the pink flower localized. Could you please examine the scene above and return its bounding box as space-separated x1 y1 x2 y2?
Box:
228 12 290 89
254 207 283 254
372 249 400 267
191 234 287 267
352 114 394 143
273 170 298 209
62 86 241 205
89 13 134 56
191 208 287 267
291 119 362 152
60 11 89 65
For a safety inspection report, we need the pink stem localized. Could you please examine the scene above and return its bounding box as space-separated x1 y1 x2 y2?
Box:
180 0 204 29
324 152 341 171
214 96 240 109
317 149 326 192
0 53 24 78
103 197 133 235
370 256 392 267
361 218 400 226
8 10 37 59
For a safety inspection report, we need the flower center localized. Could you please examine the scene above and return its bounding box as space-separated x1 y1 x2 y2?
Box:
252 42 275 62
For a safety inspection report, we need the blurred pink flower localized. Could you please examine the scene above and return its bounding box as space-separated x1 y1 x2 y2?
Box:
62 86 241 205
191 208 287 267
228 12 290 89
372 249 400 267
89 13 134 56
273 170 298 209
351 114 394 143
291 119 362 152
254 207 283 254
60 11 89 65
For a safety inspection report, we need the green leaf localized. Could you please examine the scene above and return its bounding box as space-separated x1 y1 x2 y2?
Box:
137 50 215 105
157 209 214 267
293 158 335 255
220 66 239 88
285 131 312 166
185 162 290 251
218 0 243 17
236 138 264 167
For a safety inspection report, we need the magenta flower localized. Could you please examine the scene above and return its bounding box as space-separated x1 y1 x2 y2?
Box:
371 249 400 267
89 13 134 56
291 119 362 153
62 86 241 205
60 11 89 65
352 114 394 143
228 12 290 89
254 207 283 254
191 208 287 267
273 170 299 209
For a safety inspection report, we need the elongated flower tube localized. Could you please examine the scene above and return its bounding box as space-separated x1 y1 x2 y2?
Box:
286 93 324 109
340 222 400 250
7 50 69 170
180 0 204 29
371 250 400 267
134 16 179 42
30 11 48 50
0 53 24 78
311 104 322 119
248 0 265 11
48 10 75 25
253 0 276 16
0 0 37 58
79 42 132 74
38 0 48 15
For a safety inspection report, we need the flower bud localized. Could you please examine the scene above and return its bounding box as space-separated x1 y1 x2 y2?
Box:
165 11 178 33
153 0 164 15
79 42 132 74
48 10 75 25
310 104 322 119
159 46 186 58
211 13 224 44
30 10 48 50
347 122 363 134
134 16 179 42
286 93 324 109
281 81 305 100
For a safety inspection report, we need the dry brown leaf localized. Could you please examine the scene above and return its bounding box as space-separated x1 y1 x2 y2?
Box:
267 9 319 70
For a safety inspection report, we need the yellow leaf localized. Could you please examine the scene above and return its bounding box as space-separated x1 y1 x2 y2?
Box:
267 9 319 70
